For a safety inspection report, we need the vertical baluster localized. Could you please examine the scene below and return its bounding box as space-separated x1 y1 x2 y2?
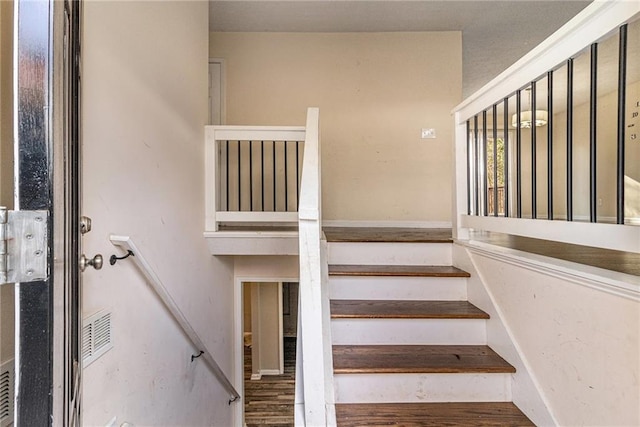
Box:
261 141 265 211
224 141 231 212
567 59 574 221
482 110 488 216
503 97 510 217
492 104 498 216
273 141 277 211
249 141 253 211
238 140 242 211
296 141 300 209
547 71 554 220
466 120 471 215
516 90 522 218
531 82 537 219
617 24 628 225
474 115 479 215
590 43 598 223
284 141 289 211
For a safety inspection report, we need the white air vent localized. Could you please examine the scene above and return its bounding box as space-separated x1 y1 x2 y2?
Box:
82 310 113 367
0 359 14 427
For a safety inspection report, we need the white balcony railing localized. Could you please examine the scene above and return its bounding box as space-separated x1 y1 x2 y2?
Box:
453 0 640 254
205 125 306 231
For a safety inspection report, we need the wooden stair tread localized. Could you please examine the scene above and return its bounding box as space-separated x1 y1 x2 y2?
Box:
335 402 535 426
333 345 515 374
330 300 489 319
329 264 470 277
324 227 453 243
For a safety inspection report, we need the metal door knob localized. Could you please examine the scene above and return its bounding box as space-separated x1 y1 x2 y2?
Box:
80 254 103 271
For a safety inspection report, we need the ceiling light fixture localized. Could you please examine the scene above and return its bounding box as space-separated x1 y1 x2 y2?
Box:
511 110 548 128
511 88 548 128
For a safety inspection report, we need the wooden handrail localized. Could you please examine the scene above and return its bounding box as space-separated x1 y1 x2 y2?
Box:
109 235 241 404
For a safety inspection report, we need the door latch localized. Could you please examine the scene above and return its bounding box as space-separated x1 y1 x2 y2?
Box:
0 207 49 284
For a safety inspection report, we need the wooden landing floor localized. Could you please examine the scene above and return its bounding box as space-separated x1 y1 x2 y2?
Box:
244 337 296 427
323 226 639 277
473 232 640 277
324 227 452 243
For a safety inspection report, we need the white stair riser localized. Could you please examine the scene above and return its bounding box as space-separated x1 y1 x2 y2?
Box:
331 318 487 345
334 373 511 403
328 242 452 266
329 276 467 301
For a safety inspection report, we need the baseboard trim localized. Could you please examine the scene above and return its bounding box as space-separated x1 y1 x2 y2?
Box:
323 220 452 229
260 369 283 376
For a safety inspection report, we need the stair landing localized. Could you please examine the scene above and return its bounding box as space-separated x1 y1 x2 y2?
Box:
324 227 453 243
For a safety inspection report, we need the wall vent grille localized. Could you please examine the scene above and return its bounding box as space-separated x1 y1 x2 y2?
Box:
0 359 14 427
82 310 113 367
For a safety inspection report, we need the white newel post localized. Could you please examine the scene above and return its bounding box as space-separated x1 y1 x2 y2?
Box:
453 111 470 241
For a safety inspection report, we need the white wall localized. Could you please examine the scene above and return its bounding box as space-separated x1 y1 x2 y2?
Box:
455 244 639 426
82 2 235 425
210 32 462 222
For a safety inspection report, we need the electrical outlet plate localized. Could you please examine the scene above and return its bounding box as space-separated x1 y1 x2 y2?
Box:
421 128 436 139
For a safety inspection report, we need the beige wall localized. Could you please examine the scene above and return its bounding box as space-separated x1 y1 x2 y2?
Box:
0 0 12 208
515 79 640 221
246 281 286 376
82 2 234 425
0 0 14 367
210 32 462 222
500 76 640 222
244 284 252 333
256 282 280 373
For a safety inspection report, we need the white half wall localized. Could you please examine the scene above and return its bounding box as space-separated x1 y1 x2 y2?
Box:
82 2 236 425
454 244 640 427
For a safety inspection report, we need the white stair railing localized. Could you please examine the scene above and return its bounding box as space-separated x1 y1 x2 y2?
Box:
110 235 240 404
452 0 640 253
296 108 336 426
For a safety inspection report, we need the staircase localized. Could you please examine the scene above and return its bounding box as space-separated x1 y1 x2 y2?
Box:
324 227 535 426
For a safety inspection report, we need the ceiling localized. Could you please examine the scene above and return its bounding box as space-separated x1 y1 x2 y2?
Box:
209 0 592 97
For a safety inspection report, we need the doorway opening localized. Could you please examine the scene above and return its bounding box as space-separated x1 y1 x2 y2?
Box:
241 281 298 427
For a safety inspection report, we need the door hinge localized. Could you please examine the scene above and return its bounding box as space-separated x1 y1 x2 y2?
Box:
0 207 49 284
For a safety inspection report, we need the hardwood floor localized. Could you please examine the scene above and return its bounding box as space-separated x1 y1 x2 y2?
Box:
324 227 453 243
244 337 296 427
330 300 490 319
473 231 640 277
324 226 639 277
328 264 470 277
335 402 535 426
333 344 516 374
